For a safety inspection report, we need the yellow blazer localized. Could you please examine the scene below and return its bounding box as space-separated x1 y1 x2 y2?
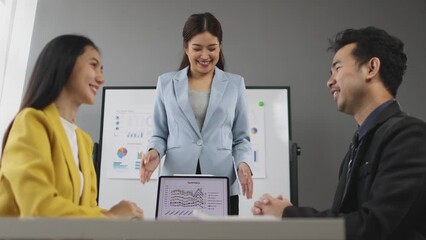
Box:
0 103 106 217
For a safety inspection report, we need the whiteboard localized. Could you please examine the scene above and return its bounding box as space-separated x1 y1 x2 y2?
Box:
97 86 291 219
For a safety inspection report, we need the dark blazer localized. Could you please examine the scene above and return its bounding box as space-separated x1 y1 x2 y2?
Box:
284 101 426 240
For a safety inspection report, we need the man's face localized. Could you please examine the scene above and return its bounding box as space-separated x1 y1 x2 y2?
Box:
327 43 369 116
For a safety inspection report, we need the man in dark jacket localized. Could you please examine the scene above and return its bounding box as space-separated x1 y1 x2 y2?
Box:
252 26 426 240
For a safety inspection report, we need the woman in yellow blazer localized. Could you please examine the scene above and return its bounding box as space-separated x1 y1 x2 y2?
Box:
0 35 143 218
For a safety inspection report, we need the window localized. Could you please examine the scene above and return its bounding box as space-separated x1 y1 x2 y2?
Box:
0 0 37 153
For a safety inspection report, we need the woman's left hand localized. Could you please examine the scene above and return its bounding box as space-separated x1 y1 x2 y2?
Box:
237 162 253 199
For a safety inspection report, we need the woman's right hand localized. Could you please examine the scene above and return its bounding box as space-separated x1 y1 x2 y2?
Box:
104 200 144 219
139 149 160 184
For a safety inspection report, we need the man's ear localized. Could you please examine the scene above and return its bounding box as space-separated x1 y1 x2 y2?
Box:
366 57 381 80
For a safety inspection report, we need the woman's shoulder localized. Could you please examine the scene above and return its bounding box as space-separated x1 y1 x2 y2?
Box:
8 107 53 140
15 107 46 122
13 104 62 132
157 68 188 89
16 103 58 120
218 71 245 89
217 68 244 82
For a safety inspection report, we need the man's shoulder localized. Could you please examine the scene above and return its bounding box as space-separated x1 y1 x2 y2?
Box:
387 111 426 128
373 111 426 140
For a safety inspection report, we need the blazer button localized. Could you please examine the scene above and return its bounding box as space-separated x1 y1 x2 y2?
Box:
196 139 203 146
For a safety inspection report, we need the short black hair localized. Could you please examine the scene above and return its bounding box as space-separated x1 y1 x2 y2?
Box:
329 26 407 97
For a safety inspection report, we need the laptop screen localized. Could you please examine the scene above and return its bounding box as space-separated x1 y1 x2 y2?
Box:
155 176 229 220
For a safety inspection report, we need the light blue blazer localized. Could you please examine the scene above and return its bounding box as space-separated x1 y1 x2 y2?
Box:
148 67 253 195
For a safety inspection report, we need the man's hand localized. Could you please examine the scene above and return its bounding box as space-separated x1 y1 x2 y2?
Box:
251 193 292 218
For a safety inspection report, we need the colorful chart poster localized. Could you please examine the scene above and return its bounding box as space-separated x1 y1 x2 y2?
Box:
105 105 159 179
248 102 266 178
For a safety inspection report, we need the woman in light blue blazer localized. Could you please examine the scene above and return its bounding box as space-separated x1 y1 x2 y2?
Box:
140 12 253 215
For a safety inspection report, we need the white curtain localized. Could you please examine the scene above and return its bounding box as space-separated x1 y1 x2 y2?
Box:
0 0 37 153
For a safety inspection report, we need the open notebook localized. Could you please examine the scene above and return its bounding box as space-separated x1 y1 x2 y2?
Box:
155 175 229 220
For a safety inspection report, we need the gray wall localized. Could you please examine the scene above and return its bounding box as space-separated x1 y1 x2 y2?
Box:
26 0 426 211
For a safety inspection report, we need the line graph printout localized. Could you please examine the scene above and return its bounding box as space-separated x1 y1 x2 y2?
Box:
156 176 229 220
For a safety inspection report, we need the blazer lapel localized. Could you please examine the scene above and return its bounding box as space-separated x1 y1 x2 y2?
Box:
340 142 365 206
333 148 351 211
202 68 228 132
173 67 202 137
76 129 90 204
45 103 81 204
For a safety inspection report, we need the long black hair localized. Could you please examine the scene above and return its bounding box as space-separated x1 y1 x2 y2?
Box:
1 34 99 153
179 12 225 70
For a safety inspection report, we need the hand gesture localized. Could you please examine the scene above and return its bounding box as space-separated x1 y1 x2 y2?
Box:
139 149 160 184
237 162 253 199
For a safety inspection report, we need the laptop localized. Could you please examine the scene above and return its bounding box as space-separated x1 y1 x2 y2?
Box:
155 175 229 220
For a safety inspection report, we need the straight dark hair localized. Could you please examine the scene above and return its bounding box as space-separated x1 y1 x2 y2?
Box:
179 12 225 71
1 34 99 154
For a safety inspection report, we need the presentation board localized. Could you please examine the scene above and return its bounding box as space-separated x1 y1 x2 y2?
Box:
97 86 292 219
